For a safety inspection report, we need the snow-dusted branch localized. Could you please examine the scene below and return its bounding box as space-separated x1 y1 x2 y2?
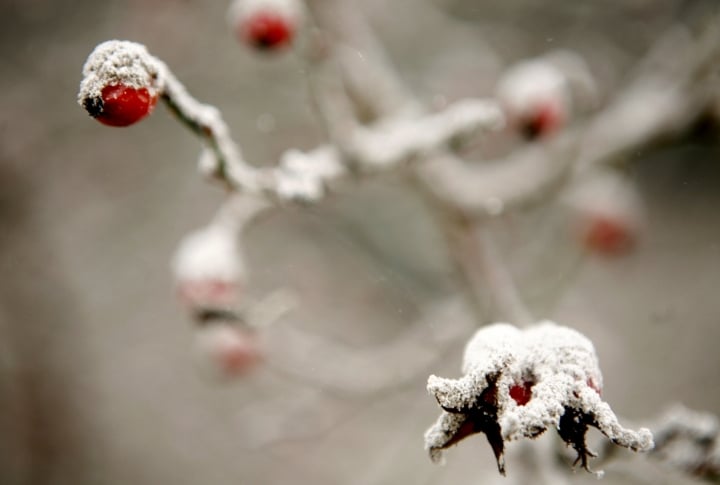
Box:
79 40 500 205
646 405 720 481
575 19 720 173
416 133 578 216
266 297 473 397
78 40 269 192
344 99 503 170
592 405 720 482
420 15 720 215
303 0 420 121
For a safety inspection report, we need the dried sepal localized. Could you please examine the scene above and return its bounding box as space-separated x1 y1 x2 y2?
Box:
424 321 654 476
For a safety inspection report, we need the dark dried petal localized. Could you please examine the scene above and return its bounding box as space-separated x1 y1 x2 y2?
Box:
558 406 598 472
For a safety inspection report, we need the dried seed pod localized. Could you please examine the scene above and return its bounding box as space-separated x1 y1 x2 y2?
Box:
424 321 653 476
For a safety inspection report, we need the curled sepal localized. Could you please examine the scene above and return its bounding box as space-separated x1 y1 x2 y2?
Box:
423 321 654 476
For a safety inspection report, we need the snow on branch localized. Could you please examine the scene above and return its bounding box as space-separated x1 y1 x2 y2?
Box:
344 99 503 171
644 405 720 481
421 15 720 216
424 322 653 477
78 40 501 204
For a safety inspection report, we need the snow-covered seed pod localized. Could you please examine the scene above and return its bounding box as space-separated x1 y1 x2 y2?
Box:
194 322 262 379
424 321 653 476
228 0 304 51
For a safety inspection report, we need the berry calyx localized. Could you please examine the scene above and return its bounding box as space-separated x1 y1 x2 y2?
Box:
509 381 534 406
583 214 635 256
85 84 158 127
240 11 294 50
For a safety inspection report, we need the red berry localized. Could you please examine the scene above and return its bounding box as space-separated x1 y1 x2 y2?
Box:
241 11 293 50
195 325 262 379
521 101 563 139
509 381 534 406
91 84 157 127
583 214 634 256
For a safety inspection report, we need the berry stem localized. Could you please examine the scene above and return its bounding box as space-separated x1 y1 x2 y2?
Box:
159 70 267 193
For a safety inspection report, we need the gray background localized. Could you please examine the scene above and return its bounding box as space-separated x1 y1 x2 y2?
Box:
0 0 719 484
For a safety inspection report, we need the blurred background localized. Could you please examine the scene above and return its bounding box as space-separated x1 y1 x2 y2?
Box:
0 0 719 484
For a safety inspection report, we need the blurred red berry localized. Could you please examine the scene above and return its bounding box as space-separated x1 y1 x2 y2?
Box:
583 214 635 256
214 331 261 375
240 11 294 50
87 84 157 127
195 324 262 379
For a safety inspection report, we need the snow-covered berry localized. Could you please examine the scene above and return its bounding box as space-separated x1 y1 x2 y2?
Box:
172 224 245 309
496 58 570 140
78 40 163 127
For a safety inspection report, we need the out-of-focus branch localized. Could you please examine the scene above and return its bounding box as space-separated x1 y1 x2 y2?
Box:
575 21 720 172
303 0 533 327
644 405 720 482
80 40 500 206
416 133 578 216
303 0 421 122
417 12 720 215
264 298 473 397
591 405 720 483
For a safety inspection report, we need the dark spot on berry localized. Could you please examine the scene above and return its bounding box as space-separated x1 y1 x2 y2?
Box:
253 36 276 50
521 118 543 139
83 96 104 118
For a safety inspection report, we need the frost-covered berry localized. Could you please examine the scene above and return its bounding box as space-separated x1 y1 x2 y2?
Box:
78 40 163 127
583 213 635 255
172 225 245 309
229 0 303 51
496 59 570 140
194 323 262 379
